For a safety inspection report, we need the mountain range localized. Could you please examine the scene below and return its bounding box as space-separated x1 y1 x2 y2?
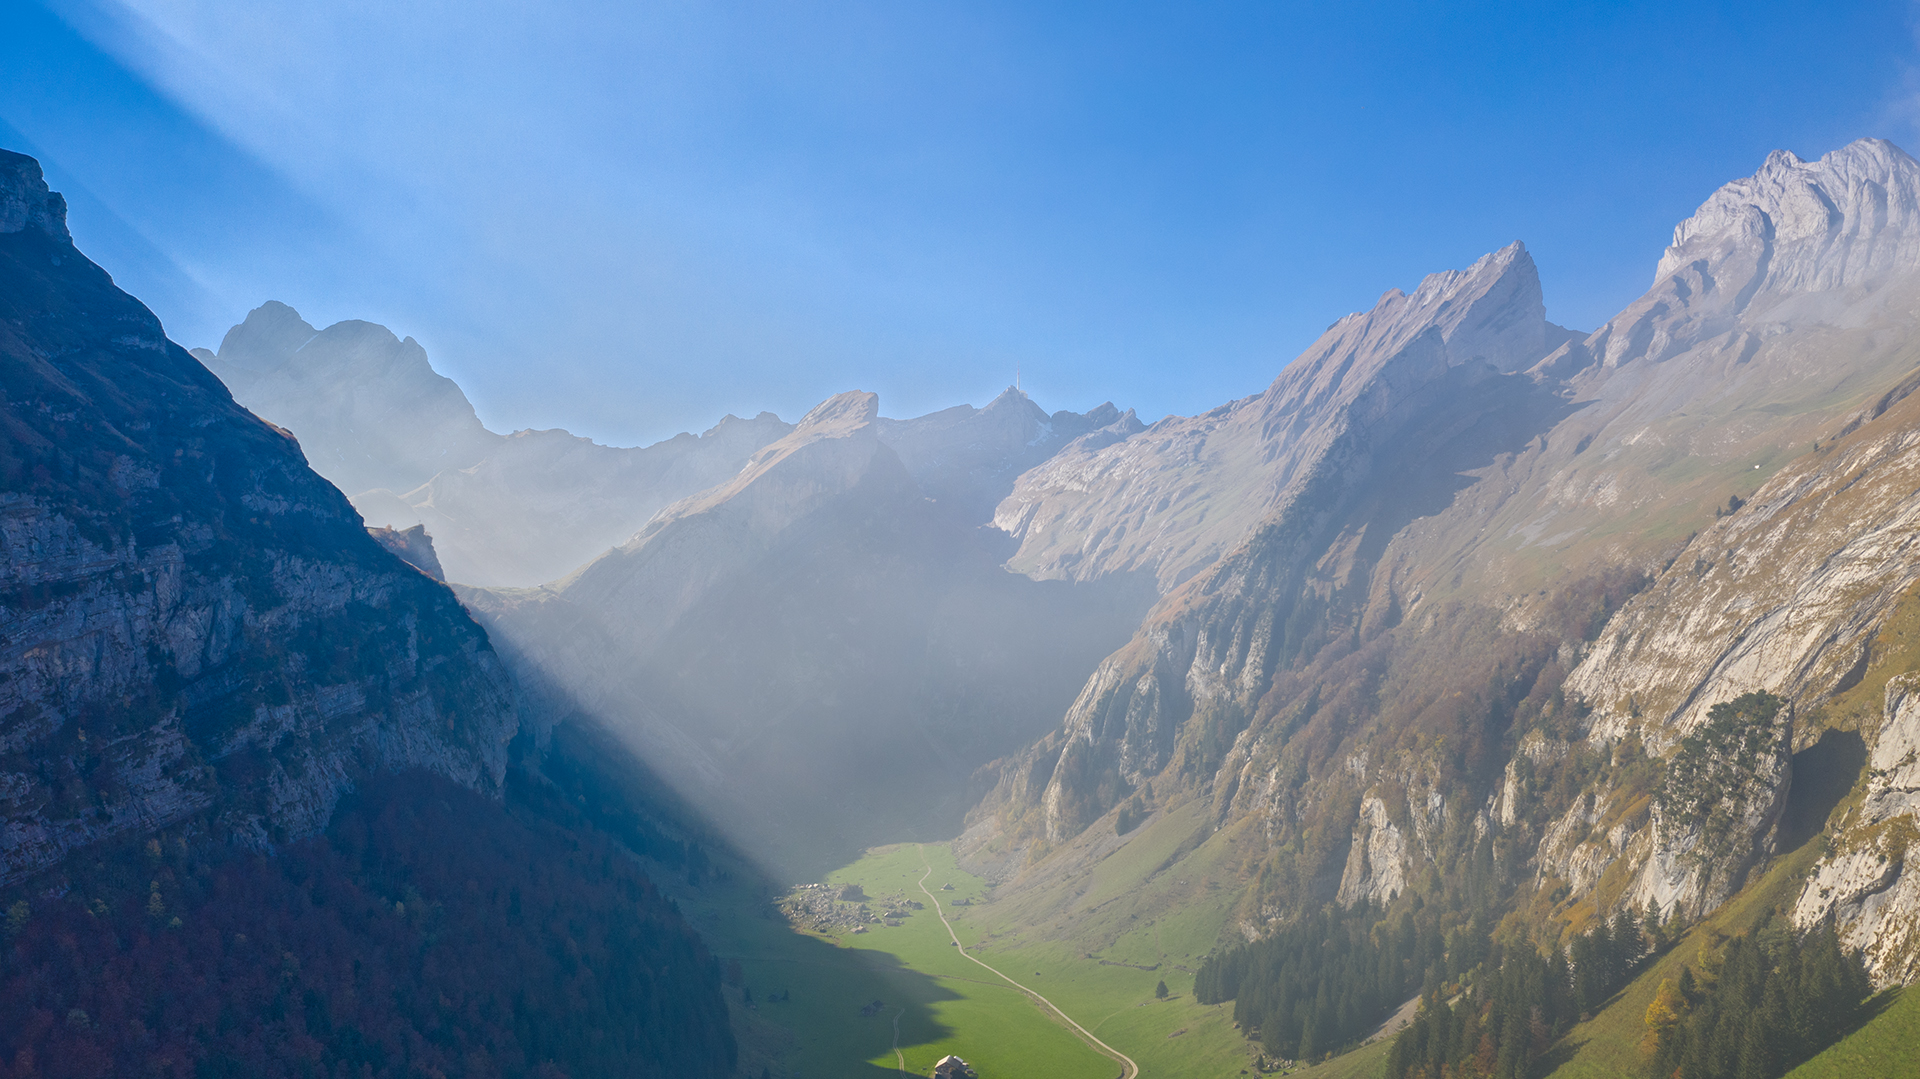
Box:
14 135 1920 1078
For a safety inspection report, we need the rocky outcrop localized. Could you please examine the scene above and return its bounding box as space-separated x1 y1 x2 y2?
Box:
1336 794 1411 908
0 150 517 883
1515 349 1920 924
1796 676 1920 983
1565 384 1920 748
368 523 446 581
1463 144 1920 933
0 153 68 241
1633 693 1794 916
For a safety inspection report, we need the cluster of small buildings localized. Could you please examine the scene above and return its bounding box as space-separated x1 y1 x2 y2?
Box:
775 882 923 935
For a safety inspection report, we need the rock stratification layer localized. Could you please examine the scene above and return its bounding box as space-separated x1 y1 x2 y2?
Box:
0 150 517 882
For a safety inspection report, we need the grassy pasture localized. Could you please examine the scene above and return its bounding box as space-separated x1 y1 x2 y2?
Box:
1784 986 1919 1077
675 829 1270 1078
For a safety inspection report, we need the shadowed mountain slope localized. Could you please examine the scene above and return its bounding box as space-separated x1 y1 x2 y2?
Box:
461 391 1154 877
0 150 518 877
0 145 738 1079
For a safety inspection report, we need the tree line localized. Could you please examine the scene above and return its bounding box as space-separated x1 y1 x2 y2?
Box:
1385 907 1658 1079
1195 901 1448 1062
0 770 737 1079
1642 913 1870 1079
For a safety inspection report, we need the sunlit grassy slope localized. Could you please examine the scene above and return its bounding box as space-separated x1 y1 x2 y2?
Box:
1783 987 1919 1077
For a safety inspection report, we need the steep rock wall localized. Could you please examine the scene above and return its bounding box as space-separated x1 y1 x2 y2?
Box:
0 150 517 883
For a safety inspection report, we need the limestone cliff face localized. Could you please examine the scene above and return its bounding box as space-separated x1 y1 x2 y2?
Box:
1364 140 1920 631
1651 138 1920 306
1525 343 1920 929
0 150 517 883
1328 142 1920 939
1565 402 1920 750
1797 675 1920 982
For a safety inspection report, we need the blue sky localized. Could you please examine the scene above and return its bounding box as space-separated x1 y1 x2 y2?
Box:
3 1 1917 445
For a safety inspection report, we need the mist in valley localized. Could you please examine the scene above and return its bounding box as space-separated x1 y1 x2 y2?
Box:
16 6 1920 1079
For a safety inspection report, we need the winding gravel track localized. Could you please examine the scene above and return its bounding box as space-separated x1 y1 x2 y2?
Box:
913 845 1140 1079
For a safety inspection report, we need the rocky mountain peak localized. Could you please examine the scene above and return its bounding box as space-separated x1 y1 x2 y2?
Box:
214 300 319 372
198 302 502 497
981 384 1047 418
1655 136 1920 294
1295 240 1548 380
0 149 70 242
796 389 881 433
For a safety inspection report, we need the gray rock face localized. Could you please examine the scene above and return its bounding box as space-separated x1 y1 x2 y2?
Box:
0 152 518 884
368 523 446 581
1565 420 1920 750
1522 341 1920 936
0 151 69 242
1335 793 1412 908
1797 675 1920 982
1408 142 1920 942
1655 139 1920 300
996 242 1558 592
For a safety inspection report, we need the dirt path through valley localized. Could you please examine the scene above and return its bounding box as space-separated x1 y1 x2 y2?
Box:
914 845 1140 1079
